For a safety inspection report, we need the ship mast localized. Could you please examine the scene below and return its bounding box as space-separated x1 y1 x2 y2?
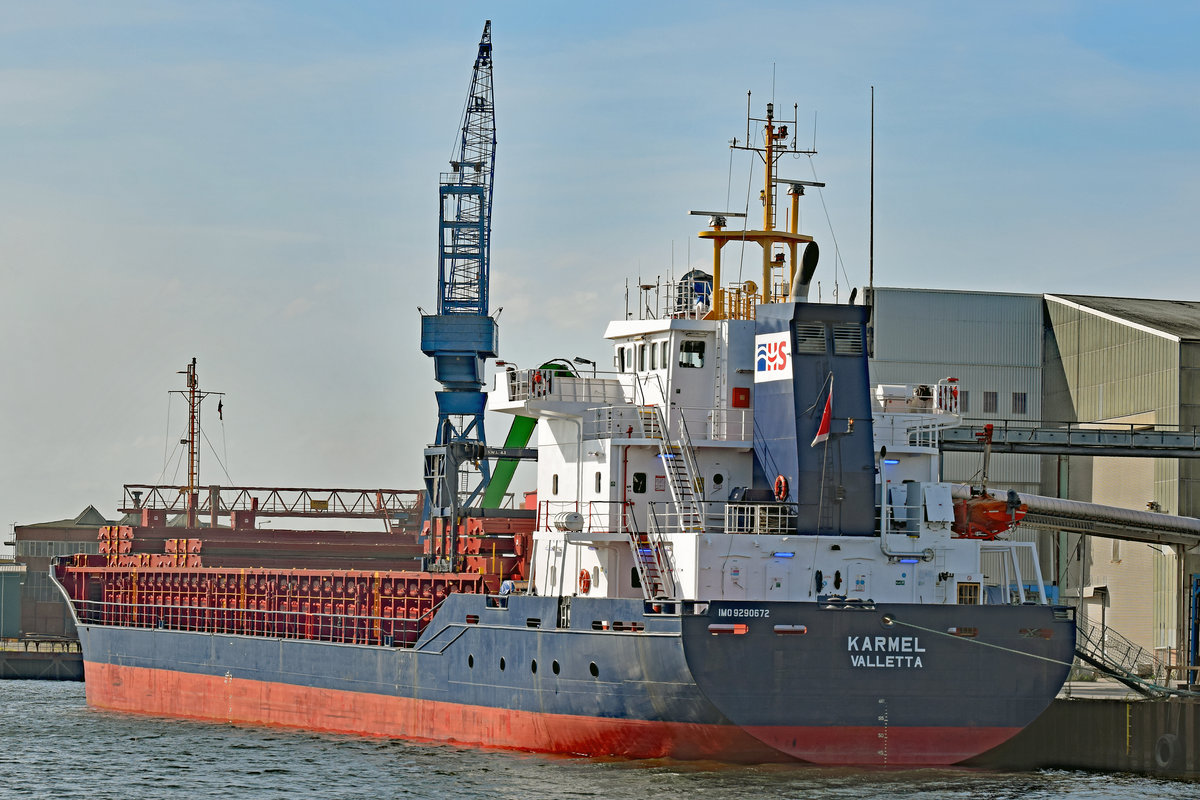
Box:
174 358 224 528
697 95 821 318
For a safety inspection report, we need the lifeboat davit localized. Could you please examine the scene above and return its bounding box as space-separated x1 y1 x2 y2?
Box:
952 491 1027 539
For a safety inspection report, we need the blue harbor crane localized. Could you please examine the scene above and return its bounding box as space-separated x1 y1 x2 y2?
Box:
419 21 501 561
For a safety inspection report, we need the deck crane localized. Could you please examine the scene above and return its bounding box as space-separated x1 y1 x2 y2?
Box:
420 21 528 568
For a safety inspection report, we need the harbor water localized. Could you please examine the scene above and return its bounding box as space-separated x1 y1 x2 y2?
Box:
0 680 1191 799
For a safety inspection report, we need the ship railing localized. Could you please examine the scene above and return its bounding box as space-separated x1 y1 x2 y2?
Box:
502 369 625 405
647 501 796 536
537 499 632 535
584 403 751 443
634 275 796 322
677 406 752 442
61 596 449 649
722 502 796 535
634 275 715 321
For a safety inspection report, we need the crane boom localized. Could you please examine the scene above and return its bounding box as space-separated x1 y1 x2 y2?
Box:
439 21 495 315
419 21 500 553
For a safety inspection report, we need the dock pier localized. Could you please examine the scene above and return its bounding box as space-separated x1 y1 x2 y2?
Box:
0 639 83 680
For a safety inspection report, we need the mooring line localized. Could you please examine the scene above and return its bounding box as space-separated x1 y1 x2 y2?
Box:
886 616 1076 668
888 615 1200 697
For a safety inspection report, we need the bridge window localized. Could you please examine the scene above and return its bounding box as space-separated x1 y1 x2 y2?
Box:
639 344 646 371
959 390 969 413
595 472 602 493
983 391 998 414
680 340 705 368
1012 392 1027 415
661 341 669 368
649 342 657 370
552 474 559 495
617 347 626 372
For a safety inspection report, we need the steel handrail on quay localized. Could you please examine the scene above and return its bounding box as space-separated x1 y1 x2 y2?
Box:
0 638 81 654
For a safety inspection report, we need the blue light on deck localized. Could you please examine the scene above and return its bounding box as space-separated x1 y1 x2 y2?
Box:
898 557 919 564
772 552 795 558
883 458 900 464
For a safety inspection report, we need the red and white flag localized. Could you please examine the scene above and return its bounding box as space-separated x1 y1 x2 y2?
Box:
811 385 832 447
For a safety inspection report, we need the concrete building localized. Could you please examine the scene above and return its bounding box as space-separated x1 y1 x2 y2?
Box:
9 506 108 639
869 287 1200 667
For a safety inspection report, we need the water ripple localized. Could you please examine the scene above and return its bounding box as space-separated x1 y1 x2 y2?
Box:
0 681 1192 800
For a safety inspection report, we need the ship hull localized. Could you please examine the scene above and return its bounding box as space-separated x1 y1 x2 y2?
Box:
73 594 1073 765
682 601 1075 765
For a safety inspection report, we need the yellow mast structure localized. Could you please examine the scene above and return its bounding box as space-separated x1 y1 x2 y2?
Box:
698 98 818 319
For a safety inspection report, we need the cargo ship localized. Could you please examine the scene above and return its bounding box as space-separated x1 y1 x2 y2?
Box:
53 29 1077 766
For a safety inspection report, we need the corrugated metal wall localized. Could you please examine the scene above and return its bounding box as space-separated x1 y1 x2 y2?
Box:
1044 298 1179 428
869 288 1044 492
1043 298 1184 654
1044 297 1180 513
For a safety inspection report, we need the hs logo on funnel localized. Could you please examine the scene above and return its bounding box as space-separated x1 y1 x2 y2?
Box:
754 332 791 382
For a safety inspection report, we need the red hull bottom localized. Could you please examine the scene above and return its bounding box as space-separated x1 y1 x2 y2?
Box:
743 724 1022 766
85 662 1014 765
85 662 785 762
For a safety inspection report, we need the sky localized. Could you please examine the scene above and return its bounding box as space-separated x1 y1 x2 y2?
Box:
1 1 1198 549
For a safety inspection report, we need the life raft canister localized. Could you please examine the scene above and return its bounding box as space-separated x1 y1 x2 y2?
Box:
774 474 789 501
578 569 591 594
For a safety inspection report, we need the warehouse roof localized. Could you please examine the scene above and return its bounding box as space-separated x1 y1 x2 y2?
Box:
1048 294 1200 342
18 505 114 530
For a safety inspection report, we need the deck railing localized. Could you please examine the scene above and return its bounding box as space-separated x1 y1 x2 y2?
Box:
62 596 452 648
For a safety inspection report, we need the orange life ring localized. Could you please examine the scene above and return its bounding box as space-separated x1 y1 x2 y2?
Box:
578 569 591 594
774 474 789 501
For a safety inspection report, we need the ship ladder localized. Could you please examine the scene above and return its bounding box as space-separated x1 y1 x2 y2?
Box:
1073 617 1170 698
627 525 669 600
644 405 704 533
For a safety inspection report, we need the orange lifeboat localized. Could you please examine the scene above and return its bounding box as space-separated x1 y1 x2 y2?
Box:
952 492 1027 540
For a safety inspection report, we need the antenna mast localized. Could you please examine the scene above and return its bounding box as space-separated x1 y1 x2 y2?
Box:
173 358 224 528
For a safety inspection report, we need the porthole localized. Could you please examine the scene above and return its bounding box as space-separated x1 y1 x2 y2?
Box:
468 654 474 668
552 660 560 675
500 657 506 671
589 661 599 678
531 659 538 674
